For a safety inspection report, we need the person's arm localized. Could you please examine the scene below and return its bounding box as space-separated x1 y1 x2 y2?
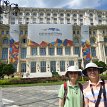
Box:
84 97 89 107
58 84 65 107
59 98 64 107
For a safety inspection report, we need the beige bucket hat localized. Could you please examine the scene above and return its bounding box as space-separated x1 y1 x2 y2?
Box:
82 62 103 76
65 65 82 77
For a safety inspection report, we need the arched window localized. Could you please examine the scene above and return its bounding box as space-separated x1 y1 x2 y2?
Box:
33 12 37 16
74 37 79 45
89 13 93 17
39 12 44 16
60 13 64 17
53 13 57 17
104 37 107 43
91 47 96 57
73 14 77 17
26 12 30 16
21 38 27 44
66 13 70 17
47 13 51 16
90 37 95 44
2 38 8 44
21 63 26 72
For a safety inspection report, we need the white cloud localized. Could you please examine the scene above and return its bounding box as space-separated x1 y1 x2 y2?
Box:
65 0 101 9
8 0 106 9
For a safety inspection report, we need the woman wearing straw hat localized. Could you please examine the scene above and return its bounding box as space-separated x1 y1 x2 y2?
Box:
58 65 84 107
82 62 107 107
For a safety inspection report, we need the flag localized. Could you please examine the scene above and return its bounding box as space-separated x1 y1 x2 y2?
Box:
81 25 91 61
9 24 20 63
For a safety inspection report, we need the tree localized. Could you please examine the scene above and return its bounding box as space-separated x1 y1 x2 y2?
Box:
94 61 107 72
0 63 6 78
3 64 16 77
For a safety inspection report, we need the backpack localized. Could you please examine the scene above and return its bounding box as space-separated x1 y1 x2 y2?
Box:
63 82 84 106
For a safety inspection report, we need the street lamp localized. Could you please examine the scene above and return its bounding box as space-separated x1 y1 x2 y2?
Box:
0 0 20 16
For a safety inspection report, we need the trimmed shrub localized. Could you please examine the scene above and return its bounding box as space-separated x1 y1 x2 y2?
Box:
0 74 106 85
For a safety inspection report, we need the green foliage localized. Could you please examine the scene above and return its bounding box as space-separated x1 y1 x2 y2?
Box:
0 63 15 79
94 61 107 72
0 78 20 85
0 63 6 78
52 71 59 77
0 75 107 85
3 64 15 76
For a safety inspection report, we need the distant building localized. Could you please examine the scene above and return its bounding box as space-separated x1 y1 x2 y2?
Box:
0 8 107 78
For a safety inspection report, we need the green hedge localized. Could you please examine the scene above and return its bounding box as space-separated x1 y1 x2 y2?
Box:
0 74 107 85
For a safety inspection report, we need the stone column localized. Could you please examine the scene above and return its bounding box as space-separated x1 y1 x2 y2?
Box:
71 46 73 55
26 61 31 73
97 30 105 62
74 58 78 66
84 11 90 25
55 47 57 55
63 47 65 55
93 12 98 25
46 47 48 56
27 46 31 56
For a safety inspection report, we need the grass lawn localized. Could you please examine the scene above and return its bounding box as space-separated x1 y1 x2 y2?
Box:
0 80 86 88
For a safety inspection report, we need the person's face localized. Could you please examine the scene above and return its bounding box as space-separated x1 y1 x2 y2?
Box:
86 67 99 79
68 71 79 81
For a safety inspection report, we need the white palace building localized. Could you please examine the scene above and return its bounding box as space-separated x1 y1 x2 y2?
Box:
0 8 107 78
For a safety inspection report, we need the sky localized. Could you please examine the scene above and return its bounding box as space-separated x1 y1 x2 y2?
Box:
9 0 107 10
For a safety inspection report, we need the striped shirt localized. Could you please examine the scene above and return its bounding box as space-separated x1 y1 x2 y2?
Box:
83 79 107 107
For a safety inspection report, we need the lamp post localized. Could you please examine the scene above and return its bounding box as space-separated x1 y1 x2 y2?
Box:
0 0 20 16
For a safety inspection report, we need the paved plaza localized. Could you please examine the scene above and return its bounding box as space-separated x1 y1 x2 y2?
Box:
1 85 60 107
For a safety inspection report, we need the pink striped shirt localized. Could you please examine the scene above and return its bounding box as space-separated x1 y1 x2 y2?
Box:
83 79 107 107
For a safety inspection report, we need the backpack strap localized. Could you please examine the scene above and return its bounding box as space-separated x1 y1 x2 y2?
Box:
64 82 67 105
91 79 107 107
101 79 107 107
78 83 83 93
78 83 84 107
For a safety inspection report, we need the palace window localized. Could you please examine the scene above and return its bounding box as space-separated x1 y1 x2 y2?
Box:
65 47 71 55
91 47 96 57
2 38 8 44
74 47 80 57
60 61 65 72
21 63 26 72
31 48 37 56
48 47 54 55
57 47 62 55
31 62 36 73
69 60 74 66
21 48 26 59
2 48 8 59
50 61 56 72
40 61 46 72
40 48 46 55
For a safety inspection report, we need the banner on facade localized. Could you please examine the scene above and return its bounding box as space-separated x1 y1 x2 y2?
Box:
28 24 73 47
81 25 91 61
9 24 20 63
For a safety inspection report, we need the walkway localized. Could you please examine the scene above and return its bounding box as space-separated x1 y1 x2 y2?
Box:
1 85 60 107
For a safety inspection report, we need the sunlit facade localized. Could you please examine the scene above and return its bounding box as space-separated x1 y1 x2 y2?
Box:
0 8 107 78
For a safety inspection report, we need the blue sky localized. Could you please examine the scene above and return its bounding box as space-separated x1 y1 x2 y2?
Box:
9 0 107 10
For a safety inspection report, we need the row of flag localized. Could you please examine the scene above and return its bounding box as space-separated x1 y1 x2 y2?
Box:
28 39 73 47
